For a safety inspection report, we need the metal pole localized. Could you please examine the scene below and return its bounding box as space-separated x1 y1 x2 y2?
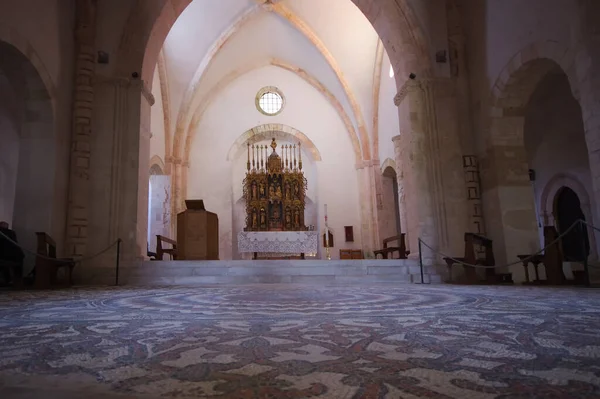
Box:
115 239 121 286
418 238 424 284
580 221 591 287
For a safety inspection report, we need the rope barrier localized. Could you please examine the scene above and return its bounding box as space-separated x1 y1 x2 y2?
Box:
0 229 120 264
419 219 584 269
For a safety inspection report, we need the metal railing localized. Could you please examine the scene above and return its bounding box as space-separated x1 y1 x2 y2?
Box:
0 229 122 286
417 219 599 286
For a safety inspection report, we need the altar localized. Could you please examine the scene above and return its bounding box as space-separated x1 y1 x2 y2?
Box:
240 138 314 259
238 231 319 259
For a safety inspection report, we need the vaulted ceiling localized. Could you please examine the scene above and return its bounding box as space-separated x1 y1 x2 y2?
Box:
156 0 397 163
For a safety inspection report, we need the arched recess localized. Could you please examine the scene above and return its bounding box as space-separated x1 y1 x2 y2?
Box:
147 155 172 252
227 124 322 163
182 124 322 215
379 163 402 243
149 155 166 175
174 60 358 216
483 52 589 283
0 39 55 272
540 173 596 260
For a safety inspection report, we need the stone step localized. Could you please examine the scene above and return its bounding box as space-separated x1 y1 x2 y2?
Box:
121 259 444 286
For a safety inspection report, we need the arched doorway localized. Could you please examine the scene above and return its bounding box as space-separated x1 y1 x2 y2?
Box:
0 40 55 274
380 166 401 240
555 187 589 262
484 55 593 283
147 159 171 254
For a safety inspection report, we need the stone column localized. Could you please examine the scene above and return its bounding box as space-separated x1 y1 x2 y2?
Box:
356 162 377 256
576 1 600 230
83 76 153 284
65 0 97 257
393 78 468 264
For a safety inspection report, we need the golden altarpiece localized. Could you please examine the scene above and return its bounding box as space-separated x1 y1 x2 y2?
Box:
243 139 307 232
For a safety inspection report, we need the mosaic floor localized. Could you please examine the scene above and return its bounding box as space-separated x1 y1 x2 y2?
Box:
0 285 600 398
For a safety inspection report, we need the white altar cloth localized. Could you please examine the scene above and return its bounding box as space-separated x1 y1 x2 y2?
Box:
238 231 318 254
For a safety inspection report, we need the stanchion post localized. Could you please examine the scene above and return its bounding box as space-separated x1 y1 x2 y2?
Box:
115 239 122 286
418 238 424 284
580 221 591 287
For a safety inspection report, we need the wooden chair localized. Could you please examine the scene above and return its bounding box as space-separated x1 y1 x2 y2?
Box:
34 232 75 289
374 234 409 259
444 233 512 284
155 235 178 260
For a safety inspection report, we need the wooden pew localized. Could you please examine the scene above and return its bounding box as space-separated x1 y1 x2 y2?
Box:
444 233 512 284
374 234 409 259
34 232 75 289
155 235 178 260
542 226 566 285
518 226 567 285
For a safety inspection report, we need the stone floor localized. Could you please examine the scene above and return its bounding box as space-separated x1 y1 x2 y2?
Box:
0 284 599 398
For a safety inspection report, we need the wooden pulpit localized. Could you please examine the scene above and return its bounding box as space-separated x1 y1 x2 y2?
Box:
177 200 219 260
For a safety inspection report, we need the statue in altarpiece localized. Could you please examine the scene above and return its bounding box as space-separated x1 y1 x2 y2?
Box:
243 138 307 232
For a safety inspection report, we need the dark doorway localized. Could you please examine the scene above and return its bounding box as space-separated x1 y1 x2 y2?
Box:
555 187 589 261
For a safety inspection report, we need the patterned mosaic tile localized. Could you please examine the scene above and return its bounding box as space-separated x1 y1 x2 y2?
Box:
0 284 599 398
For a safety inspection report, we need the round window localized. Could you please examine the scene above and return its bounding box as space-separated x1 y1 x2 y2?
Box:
256 86 285 116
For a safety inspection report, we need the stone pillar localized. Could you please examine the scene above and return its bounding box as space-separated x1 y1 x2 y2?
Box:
356 163 377 256
576 1 600 229
83 77 153 283
393 78 468 264
65 0 97 257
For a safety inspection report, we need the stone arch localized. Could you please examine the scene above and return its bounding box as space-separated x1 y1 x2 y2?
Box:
0 25 56 115
483 51 587 282
226 124 322 163
0 38 56 267
541 173 591 225
540 173 596 260
380 158 397 175
490 41 579 112
116 0 432 93
149 155 166 175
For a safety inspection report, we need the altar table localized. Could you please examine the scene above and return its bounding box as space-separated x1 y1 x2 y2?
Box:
238 231 318 259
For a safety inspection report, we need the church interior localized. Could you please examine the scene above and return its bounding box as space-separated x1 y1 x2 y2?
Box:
1 0 600 397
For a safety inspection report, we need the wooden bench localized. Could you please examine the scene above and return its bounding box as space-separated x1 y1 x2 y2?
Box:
339 249 364 259
34 232 76 289
518 226 566 285
155 235 178 260
443 233 512 284
373 234 409 259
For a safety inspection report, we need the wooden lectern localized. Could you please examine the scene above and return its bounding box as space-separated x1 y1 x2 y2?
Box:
177 200 219 260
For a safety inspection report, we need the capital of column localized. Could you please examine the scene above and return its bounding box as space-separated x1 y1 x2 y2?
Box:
394 77 453 107
393 79 421 106
94 75 155 106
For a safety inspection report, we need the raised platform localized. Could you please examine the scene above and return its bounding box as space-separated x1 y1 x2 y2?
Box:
121 259 444 286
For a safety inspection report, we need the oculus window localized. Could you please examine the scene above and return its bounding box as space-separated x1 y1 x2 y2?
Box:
256 86 285 116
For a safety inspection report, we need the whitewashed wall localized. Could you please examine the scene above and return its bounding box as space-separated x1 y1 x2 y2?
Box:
187 65 362 259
